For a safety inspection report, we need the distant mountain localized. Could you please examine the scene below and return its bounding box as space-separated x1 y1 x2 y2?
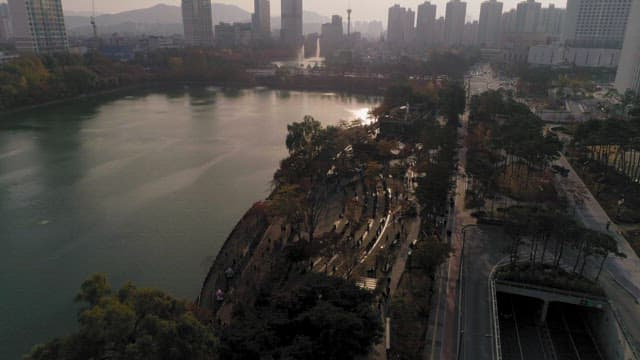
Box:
64 10 105 17
66 3 328 37
271 11 330 30
66 4 181 29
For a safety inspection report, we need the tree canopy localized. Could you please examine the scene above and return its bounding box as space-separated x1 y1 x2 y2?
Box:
26 274 218 360
0 53 146 111
467 90 562 199
219 273 382 360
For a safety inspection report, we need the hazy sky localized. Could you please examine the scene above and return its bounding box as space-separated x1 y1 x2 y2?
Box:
59 0 566 22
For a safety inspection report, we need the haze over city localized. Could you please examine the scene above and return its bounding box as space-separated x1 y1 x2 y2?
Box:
2 0 640 359
57 0 565 21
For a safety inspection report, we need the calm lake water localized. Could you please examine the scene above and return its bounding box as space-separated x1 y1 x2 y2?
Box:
0 87 379 358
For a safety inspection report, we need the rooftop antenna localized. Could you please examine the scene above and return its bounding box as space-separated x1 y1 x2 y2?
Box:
90 0 97 40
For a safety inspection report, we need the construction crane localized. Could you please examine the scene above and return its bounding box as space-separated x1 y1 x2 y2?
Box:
90 0 97 40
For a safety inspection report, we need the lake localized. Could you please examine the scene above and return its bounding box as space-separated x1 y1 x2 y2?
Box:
0 87 379 358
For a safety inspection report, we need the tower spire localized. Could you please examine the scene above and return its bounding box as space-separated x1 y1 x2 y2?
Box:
90 0 97 40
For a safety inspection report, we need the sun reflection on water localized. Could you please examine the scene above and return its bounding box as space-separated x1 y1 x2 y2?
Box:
349 107 375 125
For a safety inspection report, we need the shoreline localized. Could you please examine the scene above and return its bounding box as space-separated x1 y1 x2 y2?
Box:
0 82 165 116
0 78 386 116
196 202 271 306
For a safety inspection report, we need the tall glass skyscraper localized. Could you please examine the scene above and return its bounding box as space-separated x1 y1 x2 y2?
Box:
182 0 214 47
8 0 68 53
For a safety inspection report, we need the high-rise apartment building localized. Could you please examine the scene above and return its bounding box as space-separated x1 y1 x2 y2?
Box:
463 21 479 46
434 16 446 44
416 1 437 46
515 0 541 33
405 8 416 43
563 0 632 48
353 21 384 40
7 0 68 53
387 4 415 46
537 4 564 36
0 3 11 41
252 0 271 40
281 0 303 46
501 9 517 34
444 0 466 45
321 15 343 56
182 0 214 46
478 0 503 48
615 0 640 93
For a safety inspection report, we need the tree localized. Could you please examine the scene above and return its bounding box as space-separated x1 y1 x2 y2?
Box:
439 82 466 121
364 161 383 189
271 117 345 244
26 274 218 360
219 273 382 360
286 116 323 156
75 273 111 307
270 181 326 245
413 240 451 273
588 231 625 281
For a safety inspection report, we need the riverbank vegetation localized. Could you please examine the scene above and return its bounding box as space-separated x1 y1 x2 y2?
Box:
0 53 147 111
24 79 463 358
25 274 218 360
0 47 479 112
196 81 463 359
219 273 381 359
0 49 257 111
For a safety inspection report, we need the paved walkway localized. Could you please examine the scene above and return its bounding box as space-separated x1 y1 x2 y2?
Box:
370 173 423 360
554 154 640 352
370 215 422 360
424 112 476 360
388 217 422 297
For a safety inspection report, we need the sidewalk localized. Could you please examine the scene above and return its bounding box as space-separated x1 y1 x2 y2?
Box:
424 113 475 360
554 154 640 350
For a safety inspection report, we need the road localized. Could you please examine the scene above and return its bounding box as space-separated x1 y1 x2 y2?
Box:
554 155 640 352
460 226 510 360
425 65 507 360
445 64 640 359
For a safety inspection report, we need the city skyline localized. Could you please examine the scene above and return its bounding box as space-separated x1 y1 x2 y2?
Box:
50 0 566 22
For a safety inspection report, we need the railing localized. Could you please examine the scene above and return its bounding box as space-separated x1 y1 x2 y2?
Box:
489 266 503 360
494 280 607 303
608 300 640 360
